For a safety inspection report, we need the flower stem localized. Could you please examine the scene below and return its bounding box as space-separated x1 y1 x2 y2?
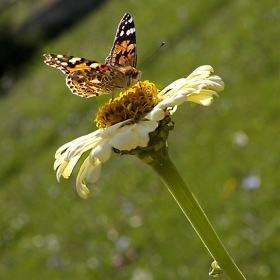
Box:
146 147 245 279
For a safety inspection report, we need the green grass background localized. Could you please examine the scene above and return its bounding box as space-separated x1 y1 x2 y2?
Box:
1 0 280 279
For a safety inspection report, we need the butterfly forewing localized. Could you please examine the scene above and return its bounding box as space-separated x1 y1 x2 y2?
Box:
105 13 137 68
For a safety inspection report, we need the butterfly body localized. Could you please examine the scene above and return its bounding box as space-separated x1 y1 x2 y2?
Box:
44 13 141 97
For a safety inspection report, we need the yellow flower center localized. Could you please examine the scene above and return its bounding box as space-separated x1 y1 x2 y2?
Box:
95 81 161 130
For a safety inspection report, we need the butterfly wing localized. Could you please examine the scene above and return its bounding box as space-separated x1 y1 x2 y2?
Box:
66 68 121 97
105 13 137 68
44 54 99 74
44 54 119 97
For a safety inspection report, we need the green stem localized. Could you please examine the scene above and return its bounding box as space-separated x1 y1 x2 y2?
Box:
145 147 245 279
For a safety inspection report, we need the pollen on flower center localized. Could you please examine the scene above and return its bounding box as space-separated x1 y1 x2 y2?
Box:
95 81 161 130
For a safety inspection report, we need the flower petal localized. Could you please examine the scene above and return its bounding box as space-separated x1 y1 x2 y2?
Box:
107 120 159 150
100 122 124 139
54 130 104 185
89 139 112 164
76 156 102 199
136 121 159 147
86 158 102 183
60 155 81 179
160 78 186 96
145 106 165 121
187 91 216 106
157 65 224 109
76 180 90 199
109 124 139 150
55 130 102 161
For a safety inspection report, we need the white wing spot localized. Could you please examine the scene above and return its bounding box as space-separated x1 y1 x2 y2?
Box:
126 27 135 36
69 57 82 64
89 63 100 68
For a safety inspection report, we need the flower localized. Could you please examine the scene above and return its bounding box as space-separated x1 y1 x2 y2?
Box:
54 65 224 198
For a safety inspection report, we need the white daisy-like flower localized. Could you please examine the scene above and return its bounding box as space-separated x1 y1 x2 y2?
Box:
54 65 224 198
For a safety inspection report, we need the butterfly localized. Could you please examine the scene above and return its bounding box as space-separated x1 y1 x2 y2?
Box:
43 13 141 97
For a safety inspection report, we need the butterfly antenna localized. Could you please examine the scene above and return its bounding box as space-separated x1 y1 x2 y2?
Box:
139 42 165 67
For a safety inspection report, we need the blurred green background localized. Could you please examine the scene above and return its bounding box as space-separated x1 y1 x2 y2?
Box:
1 0 279 279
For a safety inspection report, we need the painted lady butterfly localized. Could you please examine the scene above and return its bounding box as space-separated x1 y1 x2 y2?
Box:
43 13 141 97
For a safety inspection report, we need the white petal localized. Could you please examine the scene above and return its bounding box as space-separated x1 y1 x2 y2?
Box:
54 155 66 171
108 120 159 150
109 124 139 150
56 161 68 181
190 65 213 77
61 155 81 179
55 155 82 182
160 78 186 96
145 107 165 121
76 156 102 199
54 130 103 184
89 139 112 164
86 158 102 183
187 90 218 106
76 180 90 199
157 97 178 108
145 94 185 121
55 130 101 159
136 121 159 147
171 93 187 106
208 76 225 91
65 136 102 161
100 121 124 139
